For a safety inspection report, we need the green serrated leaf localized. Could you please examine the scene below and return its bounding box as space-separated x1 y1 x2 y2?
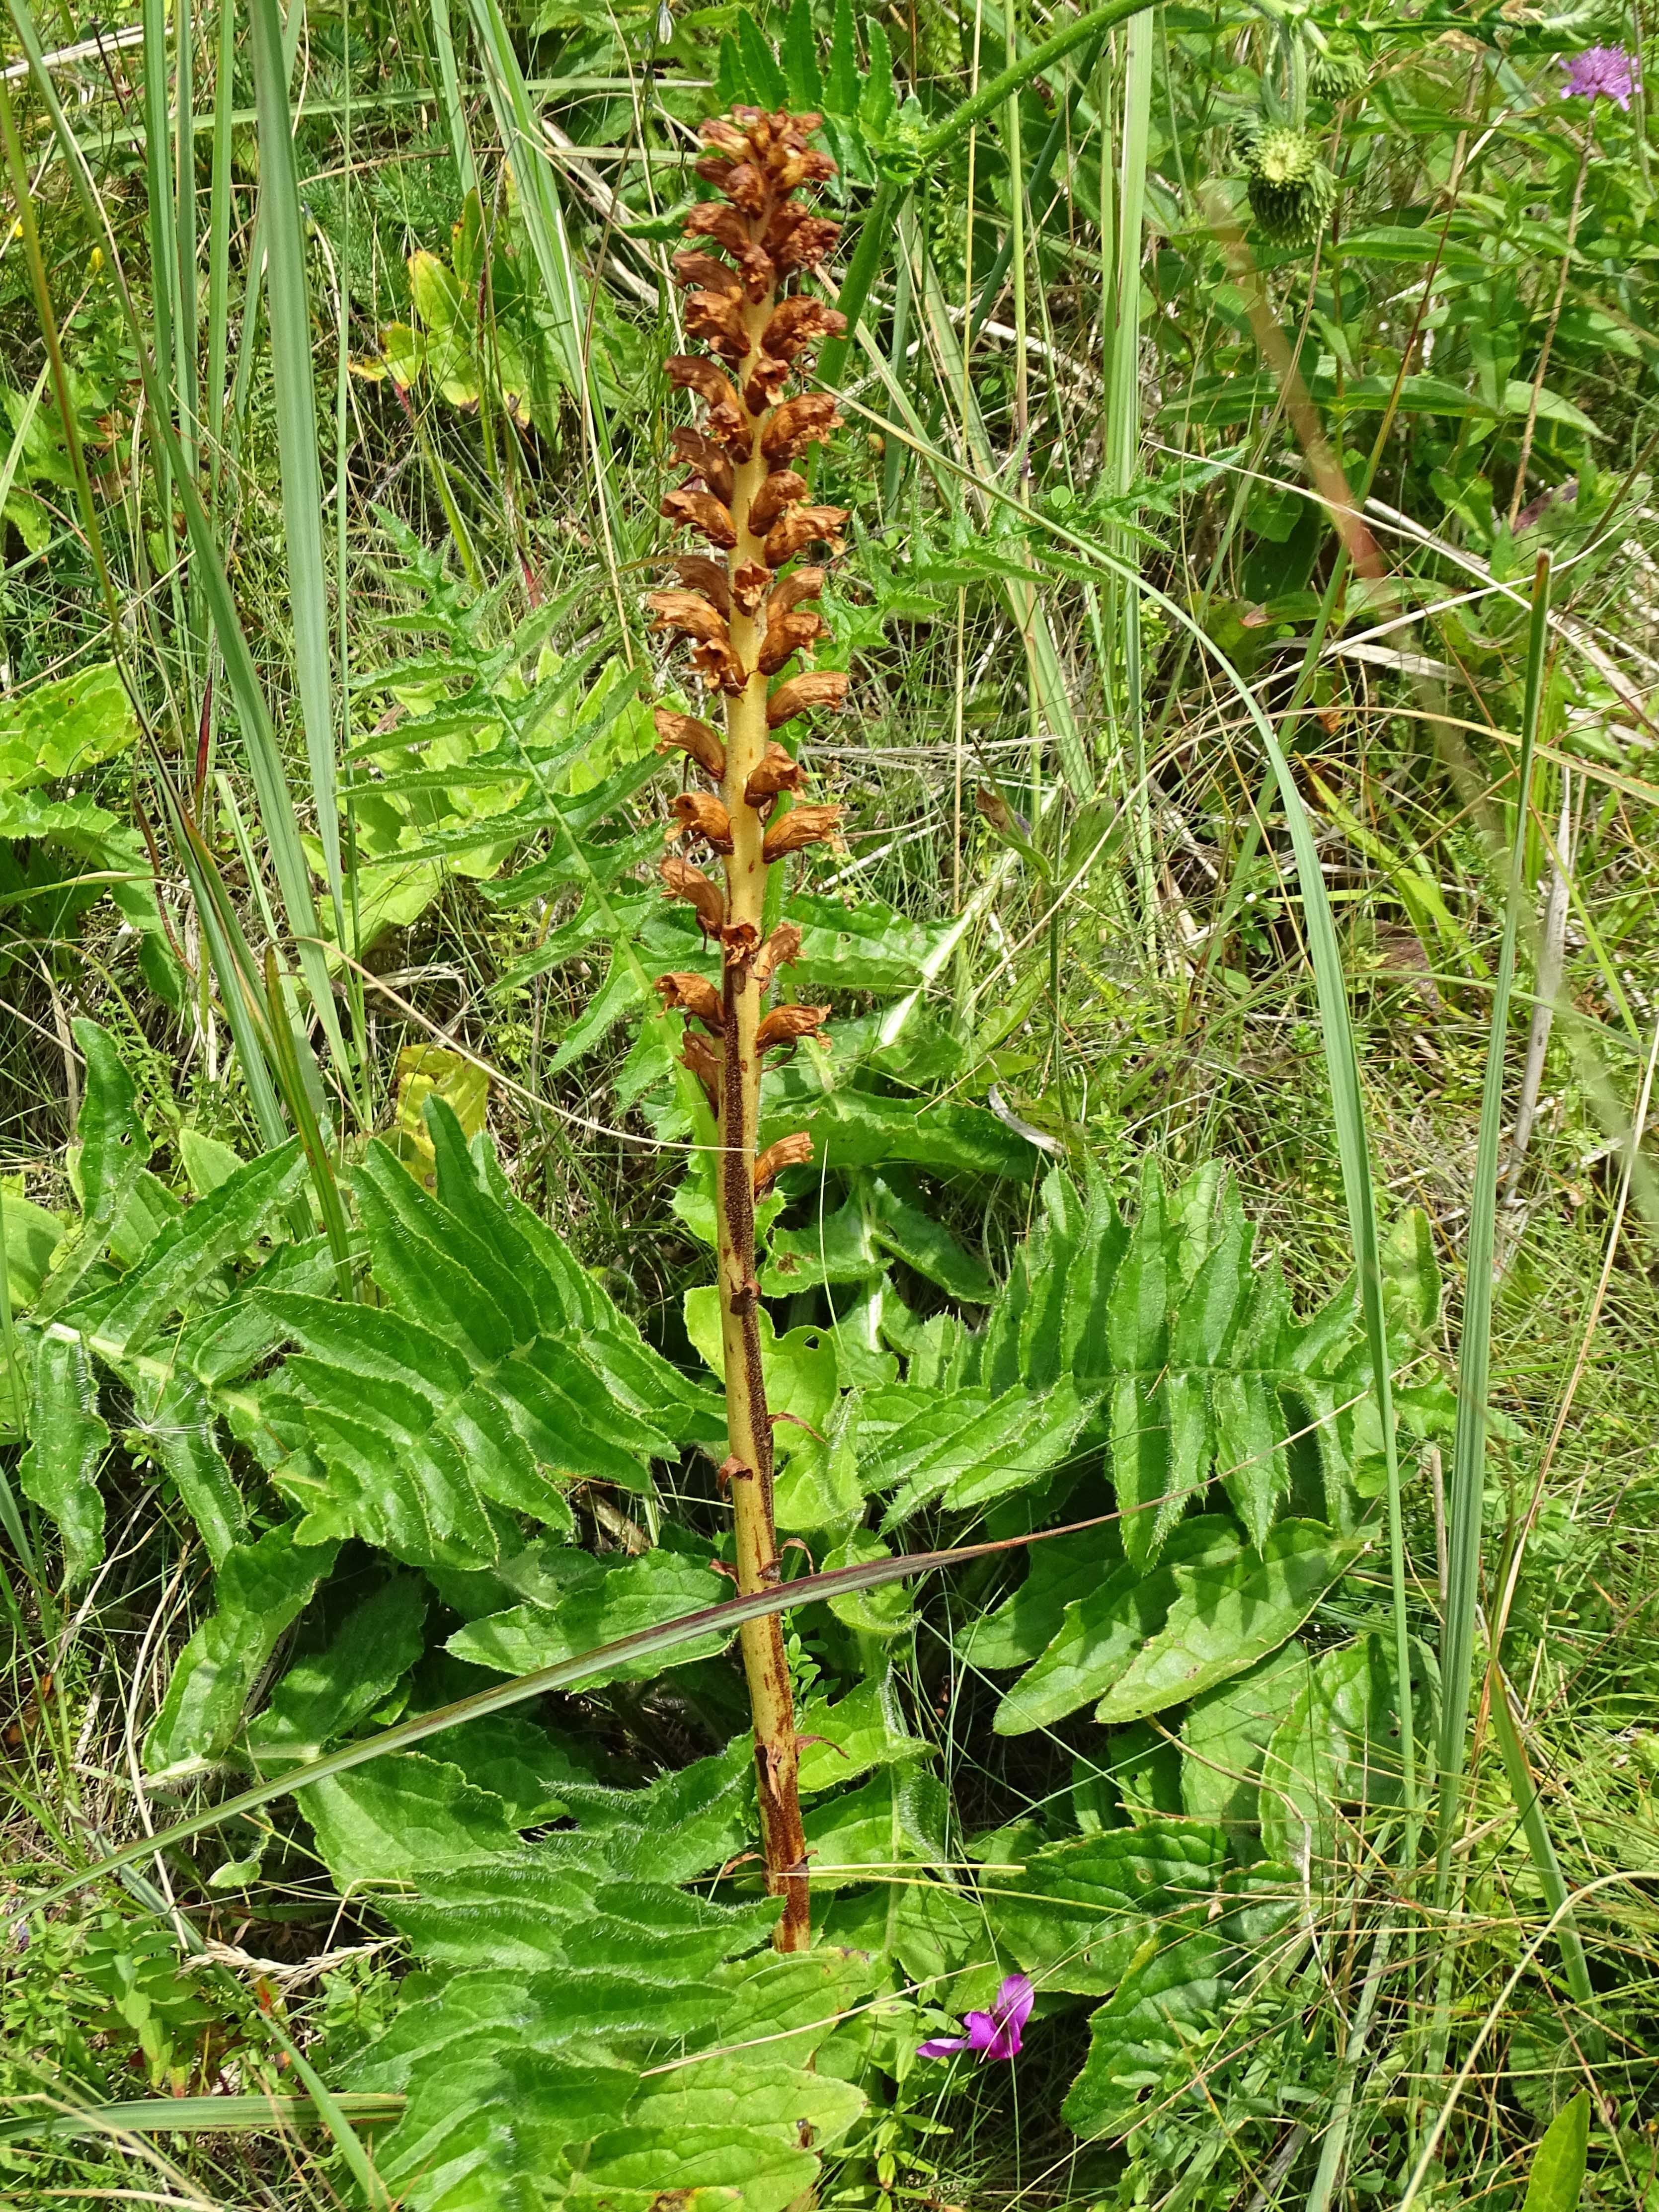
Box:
448 1548 734 1686
994 1517 1242 1738
992 1822 1227 1997
144 1523 338 1777
1062 1933 1227 2141
1522 2089 1590 2212
305 1752 522 1883
19 1329 108 1583
1096 1522 1360 1726
250 1573 429 1764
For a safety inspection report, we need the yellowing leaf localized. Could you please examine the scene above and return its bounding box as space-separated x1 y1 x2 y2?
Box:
391 1044 489 1188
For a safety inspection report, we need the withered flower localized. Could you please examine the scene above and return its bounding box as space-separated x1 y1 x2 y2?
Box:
666 353 740 412
762 394 843 464
671 245 742 296
756 1003 831 1051
653 707 726 781
763 506 847 568
749 470 808 537
680 1030 723 1112
744 357 792 413
685 290 751 362
661 487 738 550
762 803 843 863
754 1131 814 1195
673 554 732 615
731 559 771 616
671 429 736 508
744 744 804 807
767 670 849 727
767 567 825 618
761 297 848 361
753 921 803 992
656 971 724 1030
660 855 725 936
668 790 735 853
758 609 827 676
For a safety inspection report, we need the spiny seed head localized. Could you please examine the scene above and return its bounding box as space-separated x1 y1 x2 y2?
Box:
1309 40 1368 102
1240 125 1337 245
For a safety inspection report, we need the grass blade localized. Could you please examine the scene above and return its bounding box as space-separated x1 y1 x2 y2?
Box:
1434 553 1552 1901
248 0 346 952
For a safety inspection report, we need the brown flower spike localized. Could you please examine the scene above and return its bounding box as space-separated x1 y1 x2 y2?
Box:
650 107 853 1954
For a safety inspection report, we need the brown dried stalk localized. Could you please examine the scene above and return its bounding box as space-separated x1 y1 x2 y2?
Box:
650 105 850 1953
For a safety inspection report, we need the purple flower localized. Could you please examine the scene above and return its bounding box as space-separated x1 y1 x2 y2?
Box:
917 1973 1034 2063
1562 46 1636 110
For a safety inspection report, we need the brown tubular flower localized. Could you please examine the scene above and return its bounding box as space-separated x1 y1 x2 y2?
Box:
757 609 827 676
767 670 849 728
656 971 725 1031
744 743 804 807
748 470 808 537
653 707 725 781
680 1031 723 1112
762 803 843 863
753 1132 813 1195
667 790 735 852
661 487 739 550
753 921 803 992
671 429 736 508
763 505 847 568
648 107 856 1960
660 855 725 936
756 1002 831 1051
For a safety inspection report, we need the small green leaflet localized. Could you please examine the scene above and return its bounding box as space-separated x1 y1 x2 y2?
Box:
145 1523 339 1777
1096 1522 1361 1725
1521 2091 1590 2212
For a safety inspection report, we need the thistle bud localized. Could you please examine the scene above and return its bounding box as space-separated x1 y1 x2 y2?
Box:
1239 124 1337 246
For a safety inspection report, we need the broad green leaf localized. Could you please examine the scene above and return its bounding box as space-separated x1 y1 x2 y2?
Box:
1096 1521 1359 1725
416 1709 591 1825
989 1822 1226 1997
577 2123 815 2212
33 1022 151 1318
0 659 137 787
761 1089 1037 1180
177 1128 245 1197
556 1734 756 1884
801 1769 948 1891
19 1329 108 1583
954 1529 1121 1672
133 1369 247 1566
88 1140 306 1353
624 2063 863 2152
1522 2090 1590 2212
875 1377 1096 1529
144 1524 338 1777
1180 1643 1309 1832
993 1517 1242 1738
795 1675 934 1795
867 1172 995 1302
250 1573 429 1763
1062 1933 1227 2141
385 1862 775 1976
762 1189 879 1292
1259 1634 1424 1877
305 1753 522 1883
1 1188 64 1308
448 1548 734 1685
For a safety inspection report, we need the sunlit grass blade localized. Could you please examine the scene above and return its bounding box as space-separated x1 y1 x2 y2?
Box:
1434 552 1553 1903
6 0 352 1085
249 0 347 955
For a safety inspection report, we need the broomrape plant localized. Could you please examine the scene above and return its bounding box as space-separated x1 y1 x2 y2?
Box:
648 101 853 1951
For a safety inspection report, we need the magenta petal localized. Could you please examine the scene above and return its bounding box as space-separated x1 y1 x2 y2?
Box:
995 1974 1035 2034
917 2034 971 2058
963 2010 999 2052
